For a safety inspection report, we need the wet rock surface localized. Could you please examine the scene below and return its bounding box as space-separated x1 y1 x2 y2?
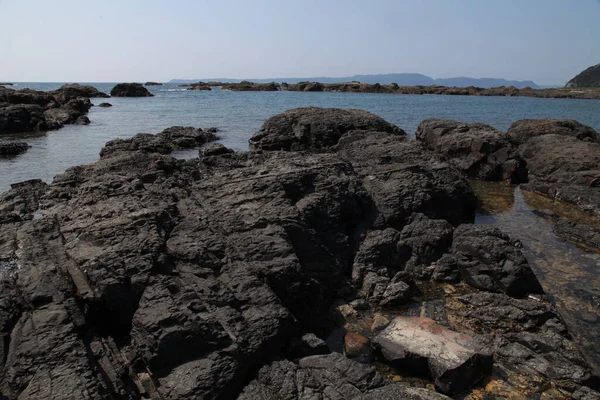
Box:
110 83 154 97
0 109 597 399
416 119 527 183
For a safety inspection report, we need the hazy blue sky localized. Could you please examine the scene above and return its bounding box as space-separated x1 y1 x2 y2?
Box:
1 0 599 85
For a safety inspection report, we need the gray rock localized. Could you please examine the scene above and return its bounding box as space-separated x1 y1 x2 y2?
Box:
416 119 527 183
451 224 544 296
200 143 234 157
508 119 599 146
374 316 493 395
249 107 405 151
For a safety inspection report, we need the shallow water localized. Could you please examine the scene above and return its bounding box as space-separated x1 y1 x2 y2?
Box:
473 181 600 373
1 82 600 192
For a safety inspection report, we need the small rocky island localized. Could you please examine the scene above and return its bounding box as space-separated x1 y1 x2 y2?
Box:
110 83 154 97
0 108 599 399
0 83 109 134
145 82 163 86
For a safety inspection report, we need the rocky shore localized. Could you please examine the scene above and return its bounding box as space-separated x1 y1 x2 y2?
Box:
192 80 600 100
0 84 109 135
0 108 599 399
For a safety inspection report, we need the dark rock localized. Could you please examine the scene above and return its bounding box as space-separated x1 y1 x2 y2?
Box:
416 119 527 183
508 119 599 145
374 316 493 395
75 115 90 125
0 86 56 107
0 110 595 399
286 333 329 359
187 82 212 91
110 83 154 97
222 81 279 92
145 82 163 86
456 291 567 335
519 133 600 216
0 104 48 133
98 102 112 107
100 126 219 158
249 107 405 151
0 142 29 156
52 84 109 103
238 353 384 399
239 353 451 399
44 107 82 128
200 143 234 157
335 130 477 228
451 225 544 296
363 385 452 400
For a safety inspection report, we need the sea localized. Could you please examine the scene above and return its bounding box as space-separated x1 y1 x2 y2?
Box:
1 82 600 192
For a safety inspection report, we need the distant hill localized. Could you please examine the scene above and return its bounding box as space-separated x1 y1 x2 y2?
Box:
170 73 540 89
565 64 600 88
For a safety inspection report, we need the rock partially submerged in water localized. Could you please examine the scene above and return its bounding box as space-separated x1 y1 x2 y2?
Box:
0 84 105 134
416 119 527 183
145 82 163 86
97 102 112 107
51 83 110 103
249 107 405 151
375 316 493 395
0 104 48 133
110 82 154 97
100 126 219 158
0 141 29 156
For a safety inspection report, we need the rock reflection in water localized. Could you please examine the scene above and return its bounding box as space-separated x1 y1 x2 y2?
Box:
472 181 600 373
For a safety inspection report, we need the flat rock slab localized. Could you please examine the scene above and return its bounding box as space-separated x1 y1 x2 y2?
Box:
375 316 493 395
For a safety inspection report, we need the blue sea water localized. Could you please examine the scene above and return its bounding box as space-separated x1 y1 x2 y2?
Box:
1 82 600 193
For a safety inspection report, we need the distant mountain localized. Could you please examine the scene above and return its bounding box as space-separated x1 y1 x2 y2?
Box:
170 73 540 89
565 64 600 88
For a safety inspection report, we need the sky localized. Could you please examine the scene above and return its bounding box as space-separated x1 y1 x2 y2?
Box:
0 0 599 85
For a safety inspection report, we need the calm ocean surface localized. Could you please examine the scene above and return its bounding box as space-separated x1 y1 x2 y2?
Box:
1 82 600 193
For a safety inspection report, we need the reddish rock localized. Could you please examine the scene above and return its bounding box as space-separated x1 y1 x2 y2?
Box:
344 332 373 364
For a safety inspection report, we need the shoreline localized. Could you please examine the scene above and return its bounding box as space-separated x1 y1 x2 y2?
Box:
186 80 600 100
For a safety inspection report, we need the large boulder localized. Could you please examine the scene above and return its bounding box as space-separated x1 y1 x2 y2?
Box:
508 119 599 146
450 225 544 297
416 119 527 183
0 104 48 133
519 133 600 216
110 82 154 97
374 316 493 395
249 107 405 151
99 126 219 158
52 84 109 103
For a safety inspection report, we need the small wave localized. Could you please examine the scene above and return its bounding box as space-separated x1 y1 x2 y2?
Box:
160 89 187 92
